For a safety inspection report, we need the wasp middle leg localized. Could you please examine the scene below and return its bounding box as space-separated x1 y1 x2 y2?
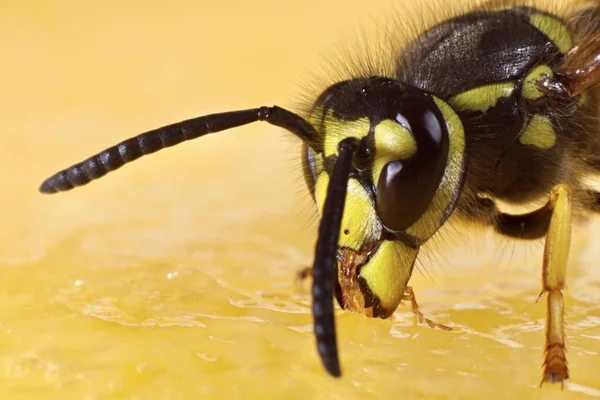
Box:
479 184 572 386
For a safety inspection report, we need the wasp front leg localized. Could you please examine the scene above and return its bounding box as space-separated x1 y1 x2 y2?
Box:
402 286 452 331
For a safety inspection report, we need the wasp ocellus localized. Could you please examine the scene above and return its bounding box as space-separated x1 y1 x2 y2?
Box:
39 0 600 387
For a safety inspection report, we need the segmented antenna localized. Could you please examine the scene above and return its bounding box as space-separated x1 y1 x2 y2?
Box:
39 106 320 193
312 137 359 377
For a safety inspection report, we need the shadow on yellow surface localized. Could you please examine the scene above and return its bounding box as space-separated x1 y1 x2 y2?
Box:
1 0 599 398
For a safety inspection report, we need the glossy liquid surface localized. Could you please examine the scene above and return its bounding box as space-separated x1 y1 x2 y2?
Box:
1 0 599 398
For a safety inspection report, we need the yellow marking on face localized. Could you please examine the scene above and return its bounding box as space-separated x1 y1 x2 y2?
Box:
519 115 556 149
529 13 573 54
314 173 381 251
405 97 465 241
359 240 418 313
448 82 515 112
372 119 417 186
522 65 553 100
320 109 370 157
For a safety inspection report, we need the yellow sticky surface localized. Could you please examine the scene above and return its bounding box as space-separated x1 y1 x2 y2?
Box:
1 0 599 399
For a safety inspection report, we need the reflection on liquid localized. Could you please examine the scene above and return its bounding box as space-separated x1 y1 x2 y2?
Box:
1 0 599 398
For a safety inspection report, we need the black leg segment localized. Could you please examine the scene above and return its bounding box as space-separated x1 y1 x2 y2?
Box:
476 197 552 240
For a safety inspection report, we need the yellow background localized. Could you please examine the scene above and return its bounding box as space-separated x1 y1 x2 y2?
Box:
1 0 599 398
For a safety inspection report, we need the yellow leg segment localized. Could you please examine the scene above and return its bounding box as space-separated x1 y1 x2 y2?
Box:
538 183 572 387
402 286 452 331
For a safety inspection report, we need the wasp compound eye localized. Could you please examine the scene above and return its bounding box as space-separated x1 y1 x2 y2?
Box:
375 94 449 232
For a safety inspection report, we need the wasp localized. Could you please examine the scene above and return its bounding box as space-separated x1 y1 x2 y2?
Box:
39 0 600 387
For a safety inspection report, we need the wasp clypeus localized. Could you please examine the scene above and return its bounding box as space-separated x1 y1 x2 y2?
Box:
39 0 600 387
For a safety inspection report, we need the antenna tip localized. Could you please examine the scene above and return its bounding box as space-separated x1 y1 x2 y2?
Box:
327 362 342 378
317 341 342 377
39 179 58 194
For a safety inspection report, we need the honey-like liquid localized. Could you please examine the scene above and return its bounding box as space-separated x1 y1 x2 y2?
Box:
1 0 598 398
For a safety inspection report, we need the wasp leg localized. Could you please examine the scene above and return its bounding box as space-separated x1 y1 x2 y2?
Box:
478 186 572 386
493 205 552 240
401 286 452 331
474 196 552 240
535 184 572 387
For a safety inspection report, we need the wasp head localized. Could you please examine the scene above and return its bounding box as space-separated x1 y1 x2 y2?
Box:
302 77 466 318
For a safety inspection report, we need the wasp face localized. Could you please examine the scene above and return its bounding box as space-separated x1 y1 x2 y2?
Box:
303 77 466 317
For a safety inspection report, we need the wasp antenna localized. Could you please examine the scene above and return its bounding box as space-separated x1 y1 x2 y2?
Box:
39 106 320 194
311 137 359 378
